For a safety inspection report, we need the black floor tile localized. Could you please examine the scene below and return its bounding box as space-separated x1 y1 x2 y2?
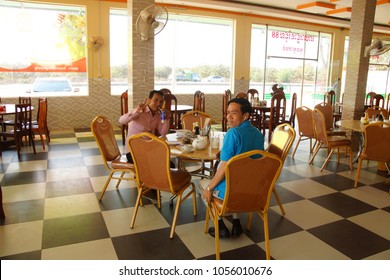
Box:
50 133 76 139
199 244 267 260
0 199 45 225
310 174 356 191
269 184 304 207
0 250 41 260
112 228 195 260
77 136 95 142
310 192 377 218
45 178 94 198
48 143 80 151
98 188 139 211
42 212 110 249
308 219 390 259
86 164 110 177
1 170 46 186
276 169 305 183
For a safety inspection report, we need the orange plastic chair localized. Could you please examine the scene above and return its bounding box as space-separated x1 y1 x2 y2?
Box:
291 106 316 158
354 122 390 191
32 98 49 150
91 116 136 200
128 132 197 238
309 109 353 171
204 150 282 260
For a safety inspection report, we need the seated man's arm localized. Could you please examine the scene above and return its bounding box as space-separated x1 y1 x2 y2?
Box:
202 160 227 203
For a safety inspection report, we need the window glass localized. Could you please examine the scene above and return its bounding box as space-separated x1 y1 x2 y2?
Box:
0 1 87 97
110 9 128 95
155 14 233 94
250 24 331 107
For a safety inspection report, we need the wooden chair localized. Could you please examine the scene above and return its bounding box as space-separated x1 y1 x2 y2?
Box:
204 150 282 260
161 89 178 130
235 92 248 99
265 123 296 215
32 98 49 150
247 88 259 102
222 89 231 132
263 93 286 143
291 106 316 158
91 115 136 201
3 96 33 131
120 90 128 145
285 92 297 128
193 90 205 112
365 91 377 107
354 122 390 191
372 94 385 109
0 104 36 159
386 93 390 115
128 132 197 239
309 109 353 171
324 90 336 107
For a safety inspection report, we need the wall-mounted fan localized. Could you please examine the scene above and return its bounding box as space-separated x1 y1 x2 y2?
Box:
88 36 104 51
364 39 390 57
136 5 168 41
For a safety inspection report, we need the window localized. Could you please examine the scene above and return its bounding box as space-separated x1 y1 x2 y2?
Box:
0 1 87 97
155 14 233 94
250 24 332 108
110 9 128 95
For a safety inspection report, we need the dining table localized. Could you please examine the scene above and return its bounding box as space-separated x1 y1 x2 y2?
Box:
336 119 389 171
166 131 223 178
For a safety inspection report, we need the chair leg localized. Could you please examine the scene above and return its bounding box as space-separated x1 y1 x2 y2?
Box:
291 136 302 158
246 212 253 230
213 209 221 260
320 148 335 171
130 188 143 229
170 191 183 239
354 158 363 188
272 188 285 215
309 142 322 164
99 172 114 200
261 212 271 260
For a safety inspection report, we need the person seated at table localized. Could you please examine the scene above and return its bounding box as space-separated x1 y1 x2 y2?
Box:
199 98 265 239
119 90 174 202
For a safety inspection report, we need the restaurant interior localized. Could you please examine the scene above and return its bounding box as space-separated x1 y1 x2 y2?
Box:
0 0 390 260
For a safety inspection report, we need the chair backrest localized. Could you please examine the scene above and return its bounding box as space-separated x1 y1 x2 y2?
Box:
312 109 328 145
296 106 315 138
386 93 390 114
181 110 212 130
372 94 385 108
193 90 205 112
365 91 377 106
19 96 32 104
314 102 334 131
365 107 389 120
363 123 390 162
324 90 336 107
222 89 231 132
14 103 33 134
221 150 282 215
37 98 47 128
120 90 128 115
266 123 296 163
161 90 178 129
128 132 172 192
91 116 121 162
235 92 248 99
269 93 286 125
289 92 297 125
247 89 258 100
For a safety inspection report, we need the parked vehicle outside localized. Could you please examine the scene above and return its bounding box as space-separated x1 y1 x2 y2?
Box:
27 77 79 93
175 72 201 82
205 75 225 82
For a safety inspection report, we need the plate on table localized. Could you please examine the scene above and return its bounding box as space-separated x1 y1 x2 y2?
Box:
165 140 181 146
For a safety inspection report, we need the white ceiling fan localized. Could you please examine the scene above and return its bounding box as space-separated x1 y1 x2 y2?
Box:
364 38 390 57
136 5 168 41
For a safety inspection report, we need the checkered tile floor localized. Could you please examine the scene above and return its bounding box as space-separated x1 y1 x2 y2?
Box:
1 128 390 260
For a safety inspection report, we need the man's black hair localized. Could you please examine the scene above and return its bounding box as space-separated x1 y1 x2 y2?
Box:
149 90 164 99
228 97 252 115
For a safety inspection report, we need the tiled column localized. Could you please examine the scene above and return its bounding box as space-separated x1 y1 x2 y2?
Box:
342 0 376 120
127 0 155 109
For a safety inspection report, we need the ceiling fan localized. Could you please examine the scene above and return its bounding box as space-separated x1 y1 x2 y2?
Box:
136 5 168 41
364 38 390 57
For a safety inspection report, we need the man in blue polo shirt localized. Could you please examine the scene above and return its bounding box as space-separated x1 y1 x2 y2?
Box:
200 97 264 239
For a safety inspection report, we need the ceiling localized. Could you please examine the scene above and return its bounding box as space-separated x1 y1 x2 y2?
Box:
161 0 390 35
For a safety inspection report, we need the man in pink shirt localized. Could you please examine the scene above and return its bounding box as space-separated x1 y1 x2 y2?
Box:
119 90 171 163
